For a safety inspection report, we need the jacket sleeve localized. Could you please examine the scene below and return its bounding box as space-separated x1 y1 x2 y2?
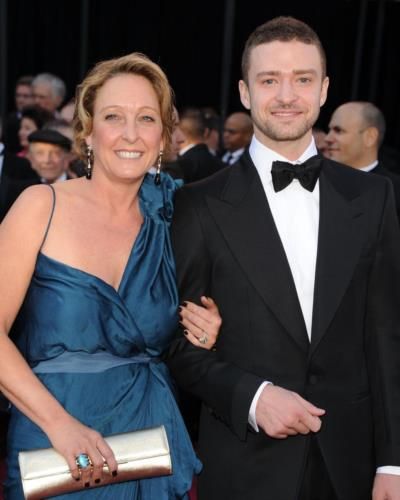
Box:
167 187 263 440
365 178 400 466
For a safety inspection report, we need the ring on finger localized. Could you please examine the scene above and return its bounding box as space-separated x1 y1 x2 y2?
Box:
198 331 208 344
75 453 93 470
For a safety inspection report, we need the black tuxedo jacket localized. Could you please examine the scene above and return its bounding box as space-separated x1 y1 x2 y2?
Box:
0 153 40 221
370 162 400 222
168 152 400 500
178 143 225 184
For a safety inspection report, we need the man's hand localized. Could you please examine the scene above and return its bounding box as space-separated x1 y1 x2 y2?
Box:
373 473 400 500
256 385 325 438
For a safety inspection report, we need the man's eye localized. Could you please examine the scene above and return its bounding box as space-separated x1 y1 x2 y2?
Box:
298 77 311 84
262 79 275 85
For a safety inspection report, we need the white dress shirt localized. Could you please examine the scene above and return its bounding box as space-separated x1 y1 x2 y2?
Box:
360 160 378 172
222 147 245 165
245 136 396 475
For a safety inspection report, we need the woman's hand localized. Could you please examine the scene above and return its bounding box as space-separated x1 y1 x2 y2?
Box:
180 296 221 350
44 414 118 485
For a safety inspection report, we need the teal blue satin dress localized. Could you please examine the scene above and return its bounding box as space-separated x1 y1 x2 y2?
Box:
5 174 201 499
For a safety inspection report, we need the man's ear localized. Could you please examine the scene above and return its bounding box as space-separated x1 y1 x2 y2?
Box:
363 126 379 148
320 76 329 107
239 80 251 110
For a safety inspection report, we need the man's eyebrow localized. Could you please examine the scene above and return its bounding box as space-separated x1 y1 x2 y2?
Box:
255 69 318 77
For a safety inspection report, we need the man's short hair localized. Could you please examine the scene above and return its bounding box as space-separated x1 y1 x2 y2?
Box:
32 73 66 101
358 102 386 147
16 75 34 87
241 16 327 83
179 108 208 139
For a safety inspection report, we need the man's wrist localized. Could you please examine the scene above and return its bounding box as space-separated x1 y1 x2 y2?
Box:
248 381 272 431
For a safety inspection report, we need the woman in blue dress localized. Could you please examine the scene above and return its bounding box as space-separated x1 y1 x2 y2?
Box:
0 53 221 498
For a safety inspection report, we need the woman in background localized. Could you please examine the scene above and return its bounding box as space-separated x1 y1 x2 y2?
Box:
17 105 53 157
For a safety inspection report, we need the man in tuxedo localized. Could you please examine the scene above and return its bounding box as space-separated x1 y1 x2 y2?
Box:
325 101 400 222
176 109 225 183
168 16 400 500
221 111 253 165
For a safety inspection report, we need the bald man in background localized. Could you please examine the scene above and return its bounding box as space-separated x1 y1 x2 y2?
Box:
222 112 253 165
325 101 400 221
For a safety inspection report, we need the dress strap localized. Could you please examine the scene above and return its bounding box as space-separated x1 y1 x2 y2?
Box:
39 184 56 251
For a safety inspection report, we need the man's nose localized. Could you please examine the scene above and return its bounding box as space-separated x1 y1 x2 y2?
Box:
325 130 334 143
276 80 297 103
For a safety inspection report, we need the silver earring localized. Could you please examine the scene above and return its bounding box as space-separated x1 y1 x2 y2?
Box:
154 150 163 185
86 146 93 180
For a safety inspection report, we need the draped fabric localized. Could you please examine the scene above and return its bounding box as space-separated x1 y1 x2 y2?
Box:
5 174 201 499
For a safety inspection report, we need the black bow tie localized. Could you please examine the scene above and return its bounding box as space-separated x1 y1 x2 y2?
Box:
271 155 322 192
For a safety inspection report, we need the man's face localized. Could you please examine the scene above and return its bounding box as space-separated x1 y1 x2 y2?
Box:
32 83 59 113
325 104 368 167
223 115 252 152
15 84 34 111
28 142 69 182
239 40 328 152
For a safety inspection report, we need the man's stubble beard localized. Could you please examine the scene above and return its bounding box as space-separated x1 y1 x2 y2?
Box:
251 108 320 143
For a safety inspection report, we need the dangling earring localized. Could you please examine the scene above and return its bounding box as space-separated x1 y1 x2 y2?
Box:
86 146 93 180
154 150 163 185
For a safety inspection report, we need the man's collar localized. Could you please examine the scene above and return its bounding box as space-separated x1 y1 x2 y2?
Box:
359 160 379 173
249 135 318 181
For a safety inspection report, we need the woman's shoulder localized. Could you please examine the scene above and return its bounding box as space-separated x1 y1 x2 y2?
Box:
140 173 182 223
9 184 55 218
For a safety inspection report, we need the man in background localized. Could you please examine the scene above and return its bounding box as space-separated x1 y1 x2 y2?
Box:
27 129 72 184
325 101 400 221
32 73 66 116
177 109 224 183
2 75 34 153
222 111 253 164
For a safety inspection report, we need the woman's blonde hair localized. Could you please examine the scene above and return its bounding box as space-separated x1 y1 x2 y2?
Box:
73 52 174 160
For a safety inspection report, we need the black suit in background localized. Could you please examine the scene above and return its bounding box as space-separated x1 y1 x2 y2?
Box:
167 152 400 500
176 144 224 184
370 163 400 222
0 153 40 221
2 112 22 154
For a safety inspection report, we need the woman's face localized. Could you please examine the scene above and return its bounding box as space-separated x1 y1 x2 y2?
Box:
18 117 38 149
86 73 164 183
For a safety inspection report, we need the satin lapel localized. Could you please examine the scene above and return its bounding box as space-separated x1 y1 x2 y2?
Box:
310 164 365 352
206 154 309 353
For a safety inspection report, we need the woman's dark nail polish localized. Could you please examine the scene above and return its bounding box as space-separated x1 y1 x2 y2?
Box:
112 470 118 477
85 482 90 488
183 330 189 336
95 478 101 484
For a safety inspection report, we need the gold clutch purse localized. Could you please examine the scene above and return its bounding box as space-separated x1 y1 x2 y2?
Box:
18 425 172 500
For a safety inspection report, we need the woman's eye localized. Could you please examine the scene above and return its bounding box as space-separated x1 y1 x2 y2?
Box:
105 113 120 121
141 115 155 122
